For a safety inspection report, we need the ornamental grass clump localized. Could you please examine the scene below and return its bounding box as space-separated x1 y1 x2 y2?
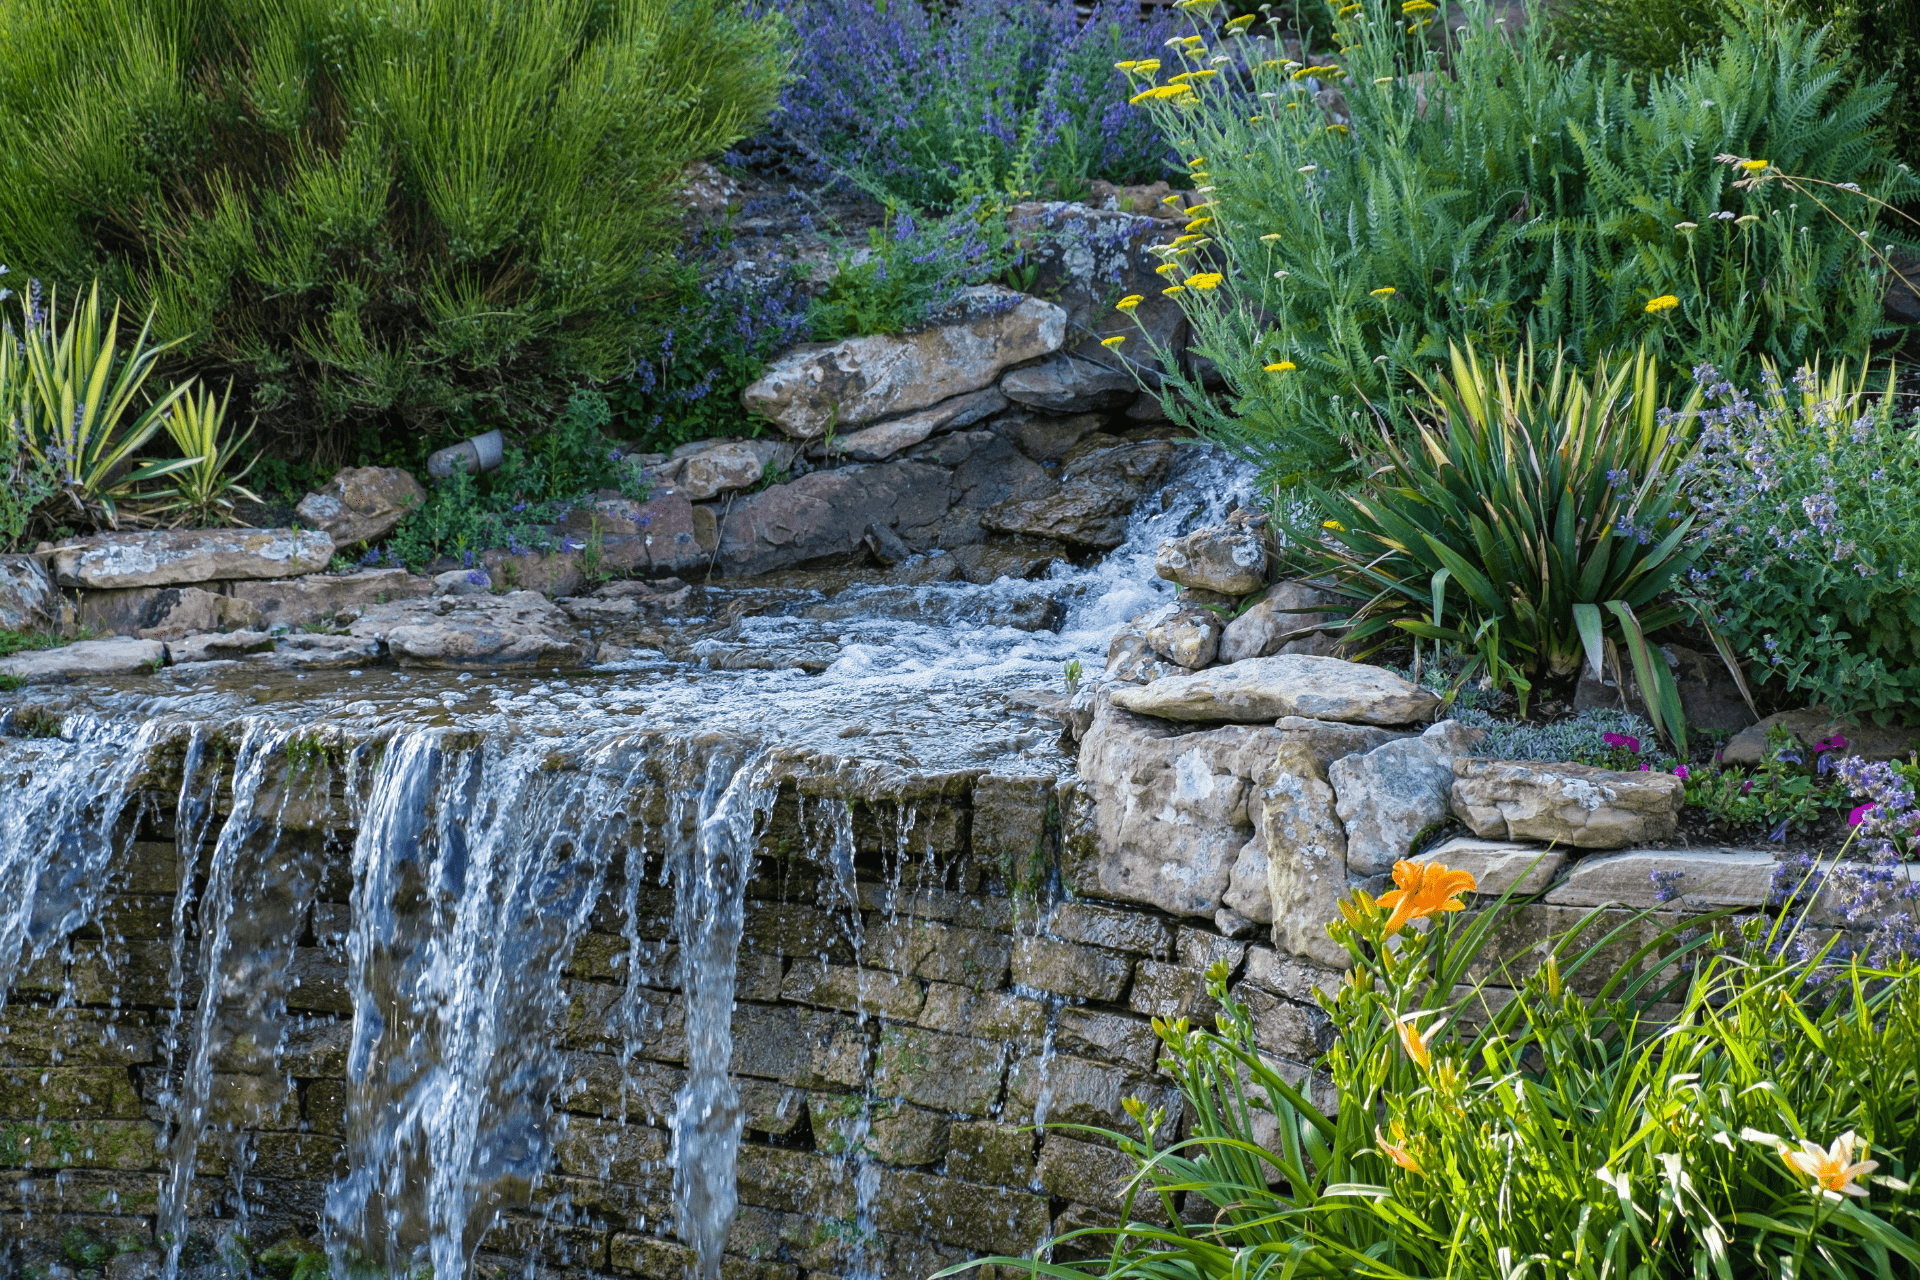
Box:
1116 0 1916 487
1685 358 1920 721
766 0 1178 209
949 858 1920 1279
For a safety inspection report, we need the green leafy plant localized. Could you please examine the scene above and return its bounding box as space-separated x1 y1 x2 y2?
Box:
949 866 1920 1279
1119 1 1917 488
1686 356 1920 720
806 203 1019 342
6 280 197 528
151 379 259 528
0 0 791 453
1299 342 1712 744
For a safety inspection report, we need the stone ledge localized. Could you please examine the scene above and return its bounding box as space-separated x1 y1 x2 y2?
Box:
1544 847 1777 910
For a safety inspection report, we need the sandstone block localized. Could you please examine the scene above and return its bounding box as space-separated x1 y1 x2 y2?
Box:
1421 836 1568 899
1044 901 1173 957
998 352 1136 414
1241 947 1341 1006
1055 1007 1159 1070
1004 1053 1177 1131
1330 720 1487 876
1011 936 1132 1001
810 1095 950 1166
780 961 925 1020
712 459 958 578
1110 654 1441 725
665 437 797 499
1721 707 1920 766
1235 985 1331 1061
872 1027 1006 1115
1035 1136 1157 1220
1544 847 1777 910
1261 738 1353 971
1144 602 1223 669
744 287 1065 439
1451 759 1684 848
1155 525 1268 596
348 590 587 667
828 388 1008 462
946 1121 1035 1187
0 637 163 684
1127 960 1215 1020
869 1168 1050 1255
231 568 435 630
294 467 425 547
0 1120 163 1171
981 437 1178 549
0 555 56 631
49 528 333 589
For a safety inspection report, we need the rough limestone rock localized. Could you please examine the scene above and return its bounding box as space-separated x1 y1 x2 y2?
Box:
1155 525 1268 597
1069 699 1298 918
294 466 426 547
349 591 587 667
268 633 384 668
133 588 264 640
1262 738 1354 971
1544 847 1777 910
49 528 334 589
996 412 1105 462
0 556 58 631
1110 653 1441 726
828 387 1008 463
1219 580 1344 663
0 637 165 684
232 568 435 631
665 438 798 500
998 353 1136 414
742 287 1066 439
1420 836 1568 899
1145 603 1223 669
712 459 958 578
167 630 277 664
1450 758 1685 848
980 436 1178 549
433 568 493 596
568 486 707 577
1331 720 1488 876
1721 707 1920 766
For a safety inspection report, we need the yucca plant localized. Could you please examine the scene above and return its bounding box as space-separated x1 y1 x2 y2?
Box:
948 859 1920 1280
152 379 259 528
9 280 197 528
1301 342 1720 747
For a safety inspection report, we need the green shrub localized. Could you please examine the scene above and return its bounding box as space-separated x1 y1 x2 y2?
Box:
1687 357 1920 721
0 0 790 454
807 204 1019 342
1122 1 1917 487
1296 342 1708 740
950 873 1920 1279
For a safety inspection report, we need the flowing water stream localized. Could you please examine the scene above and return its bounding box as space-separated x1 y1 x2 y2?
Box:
0 446 1255 1280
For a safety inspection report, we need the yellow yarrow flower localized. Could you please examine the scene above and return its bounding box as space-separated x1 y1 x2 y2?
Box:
1337 1 1363 12
1740 158 1770 171
1155 263 1181 275
1645 294 1680 313
1171 234 1205 246
1101 335 1128 347
1187 272 1224 289
1185 217 1213 231
1226 12 1257 28
1116 295 1144 311
1260 233 1282 242
1370 286 1396 297
1266 360 1297 372
1163 285 1187 295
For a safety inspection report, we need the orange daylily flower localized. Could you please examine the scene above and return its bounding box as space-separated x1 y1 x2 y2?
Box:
1376 1123 1423 1174
1378 859 1476 935
1395 1013 1445 1070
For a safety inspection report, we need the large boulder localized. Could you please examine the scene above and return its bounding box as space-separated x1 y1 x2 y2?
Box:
133 588 264 640
1155 526 1268 597
0 556 58 631
742 287 1066 440
1218 580 1345 663
1330 720 1488 877
232 568 435 631
1109 654 1440 726
711 459 958 578
0 637 165 684
999 354 1136 414
49 529 334 590
663 438 799 500
1450 759 1685 848
348 591 587 667
1261 739 1354 971
1144 603 1223 669
980 436 1177 549
828 387 1008 463
294 467 425 547
1720 707 1920 766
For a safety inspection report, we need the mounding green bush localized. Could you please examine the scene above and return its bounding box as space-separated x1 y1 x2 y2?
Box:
947 866 1920 1279
1120 0 1917 488
0 0 791 454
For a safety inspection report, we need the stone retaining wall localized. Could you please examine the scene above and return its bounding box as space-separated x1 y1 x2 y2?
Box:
0 731 1871 1280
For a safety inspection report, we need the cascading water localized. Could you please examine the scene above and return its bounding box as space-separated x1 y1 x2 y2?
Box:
0 443 1261 1279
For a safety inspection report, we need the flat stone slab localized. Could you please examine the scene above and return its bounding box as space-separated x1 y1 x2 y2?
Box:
1451 758 1684 849
230 568 435 631
1109 654 1441 726
1422 836 1569 899
1722 708 1920 765
167 631 277 664
349 591 587 667
50 529 334 589
0 638 165 684
1544 847 1777 910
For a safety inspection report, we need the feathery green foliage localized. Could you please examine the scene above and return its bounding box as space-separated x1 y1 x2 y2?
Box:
947 880 1920 1279
1121 0 1916 490
0 0 790 456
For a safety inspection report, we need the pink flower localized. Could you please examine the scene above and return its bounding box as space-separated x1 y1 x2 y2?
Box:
1815 734 1849 753
1674 765 1689 780
1849 802 1875 827
1603 732 1641 753
1640 763 1650 771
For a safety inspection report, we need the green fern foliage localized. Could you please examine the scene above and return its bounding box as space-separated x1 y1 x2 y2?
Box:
0 0 791 451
